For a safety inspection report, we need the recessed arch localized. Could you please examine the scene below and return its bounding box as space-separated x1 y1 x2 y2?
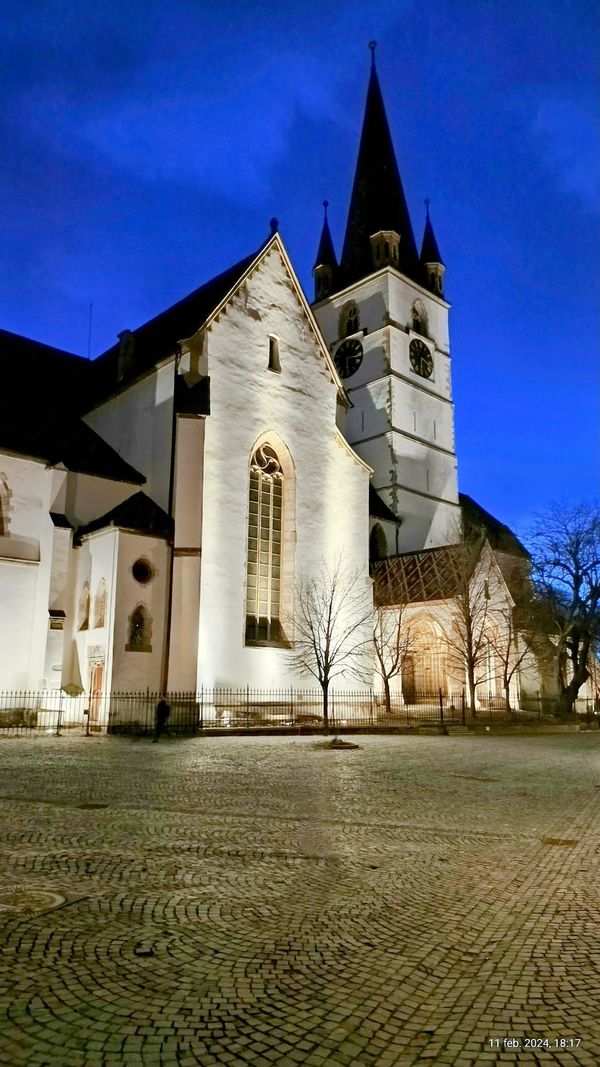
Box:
0 473 12 536
411 299 429 337
93 578 107 628
340 301 359 338
126 604 152 652
369 523 387 562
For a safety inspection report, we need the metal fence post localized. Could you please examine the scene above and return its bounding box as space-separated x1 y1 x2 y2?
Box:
439 688 444 727
461 689 465 726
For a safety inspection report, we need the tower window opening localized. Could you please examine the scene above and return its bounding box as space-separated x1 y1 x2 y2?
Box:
268 336 281 372
341 302 359 337
411 300 428 336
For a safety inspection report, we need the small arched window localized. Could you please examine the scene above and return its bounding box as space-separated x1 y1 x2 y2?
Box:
369 524 387 562
246 444 285 644
340 302 359 338
126 605 152 652
411 300 428 337
0 474 11 536
78 582 90 631
93 579 107 628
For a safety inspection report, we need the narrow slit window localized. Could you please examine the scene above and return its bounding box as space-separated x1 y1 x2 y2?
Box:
268 336 281 372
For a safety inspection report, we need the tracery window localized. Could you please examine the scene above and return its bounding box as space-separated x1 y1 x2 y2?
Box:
340 301 359 338
245 444 285 644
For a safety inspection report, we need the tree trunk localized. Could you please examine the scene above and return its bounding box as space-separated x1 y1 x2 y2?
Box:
468 666 477 719
383 675 391 717
322 682 329 730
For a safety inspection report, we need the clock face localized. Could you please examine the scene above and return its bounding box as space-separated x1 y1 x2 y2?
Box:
334 337 364 379
409 338 433 379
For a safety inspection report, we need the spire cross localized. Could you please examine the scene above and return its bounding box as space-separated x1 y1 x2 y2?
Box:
323 199 329 219
368 40 377 68
424 197 430 217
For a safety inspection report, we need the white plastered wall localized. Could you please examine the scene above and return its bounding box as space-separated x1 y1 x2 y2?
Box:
197 245 371 688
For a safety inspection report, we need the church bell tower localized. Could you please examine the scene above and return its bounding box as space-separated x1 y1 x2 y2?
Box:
311 45 460 554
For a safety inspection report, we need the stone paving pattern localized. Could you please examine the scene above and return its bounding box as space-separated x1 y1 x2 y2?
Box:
0 733 598 1066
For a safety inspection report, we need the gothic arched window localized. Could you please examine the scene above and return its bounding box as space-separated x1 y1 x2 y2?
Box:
93 579 107 628
126 605 152 652
340 302 359 338
245 444 285 644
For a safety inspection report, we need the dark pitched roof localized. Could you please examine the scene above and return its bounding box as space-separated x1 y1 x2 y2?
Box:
372 545 467 606
92 248 259 401
460 493 529 559
0 328 143 483
420 206 444 266
0 327 92 411
369 484 399 523
314 202 338 270
338 61 420 290
77 491 172 541
0 414 145 484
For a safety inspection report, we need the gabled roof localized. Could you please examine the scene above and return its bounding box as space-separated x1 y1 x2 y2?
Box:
76 491 172 541
339 58 421 290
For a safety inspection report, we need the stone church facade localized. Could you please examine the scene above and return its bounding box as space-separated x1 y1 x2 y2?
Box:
0 56 554 718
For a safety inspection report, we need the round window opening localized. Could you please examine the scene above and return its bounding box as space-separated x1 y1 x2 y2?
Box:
132 558 153 584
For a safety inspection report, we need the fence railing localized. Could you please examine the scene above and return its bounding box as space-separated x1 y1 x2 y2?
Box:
1 687 594 736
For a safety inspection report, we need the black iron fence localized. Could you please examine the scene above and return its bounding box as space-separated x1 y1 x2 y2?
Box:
1 686 595 736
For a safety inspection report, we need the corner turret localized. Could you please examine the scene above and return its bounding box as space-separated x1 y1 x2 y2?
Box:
313 200 338 301
420 200 445 297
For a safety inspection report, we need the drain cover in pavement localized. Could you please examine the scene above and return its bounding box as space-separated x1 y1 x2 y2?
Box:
0 887 65 912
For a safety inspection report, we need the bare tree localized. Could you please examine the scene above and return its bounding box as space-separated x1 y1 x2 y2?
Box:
486 607 535 715
372 606 413 716
290 560 373 726
526 502 600 717
445 530 494 715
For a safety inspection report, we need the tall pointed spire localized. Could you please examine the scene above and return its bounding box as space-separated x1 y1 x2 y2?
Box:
339 45 420 287
313 201 338 300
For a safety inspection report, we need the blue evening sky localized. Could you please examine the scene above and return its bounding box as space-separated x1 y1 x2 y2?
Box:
1 0 598 533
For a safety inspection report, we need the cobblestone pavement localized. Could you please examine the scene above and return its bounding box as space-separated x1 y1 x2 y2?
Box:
0 733 598 1067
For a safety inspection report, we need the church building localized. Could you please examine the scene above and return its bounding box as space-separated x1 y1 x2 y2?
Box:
0 52 542 721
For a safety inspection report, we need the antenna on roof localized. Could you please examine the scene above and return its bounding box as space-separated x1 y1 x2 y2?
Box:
87 302 93 360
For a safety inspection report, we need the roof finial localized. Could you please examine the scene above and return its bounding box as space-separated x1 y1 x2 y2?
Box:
323 199 329 219
424 197 430 217
269 217 279 235
368 40 377 69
